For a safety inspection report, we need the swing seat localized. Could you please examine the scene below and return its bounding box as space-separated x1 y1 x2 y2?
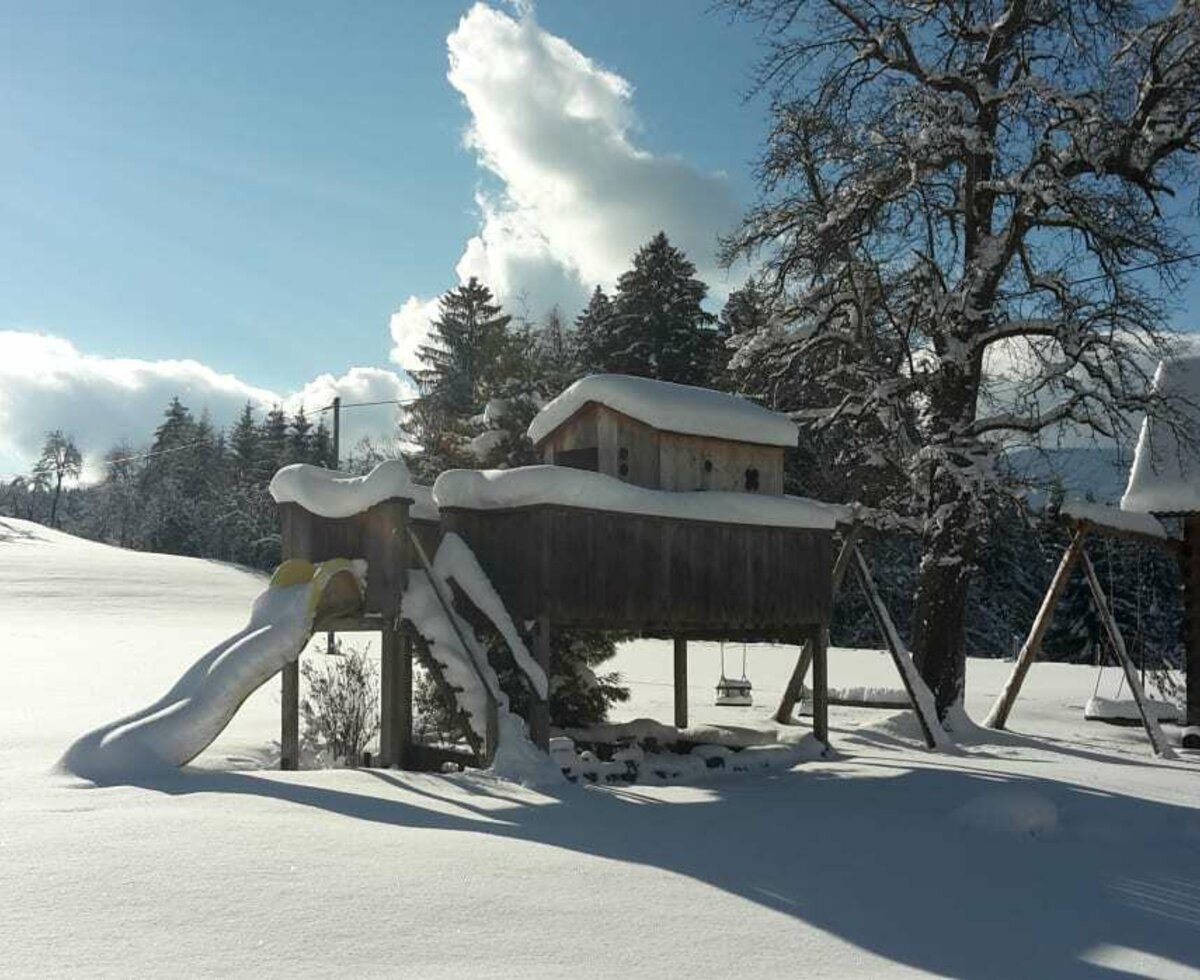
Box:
1083 696 1179 726
715 676 753 707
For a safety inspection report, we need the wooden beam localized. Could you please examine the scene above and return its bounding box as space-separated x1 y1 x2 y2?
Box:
673 638 688 729
774 525 862 724
811 626 829 748
281 659 299 771
531 615 551 751
852 546 940 751
1080 550 1176 758
984 529 1087 730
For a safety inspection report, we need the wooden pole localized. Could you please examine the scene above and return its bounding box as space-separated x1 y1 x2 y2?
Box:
531 615 551 751
984 528 1088 730
397 629 413 769
1080 550 1176 758
852 546 940 751
379 624 398 767
1184 516 1200 734
326 394 340 659
673 638 688 729
811 626 829 748
774 525 862 724
281 659 299 770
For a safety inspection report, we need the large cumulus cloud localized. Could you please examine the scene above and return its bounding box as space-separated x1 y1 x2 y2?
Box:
390 2 740 368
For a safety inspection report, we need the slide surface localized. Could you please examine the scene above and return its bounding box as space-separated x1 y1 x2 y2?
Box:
61 560 359 780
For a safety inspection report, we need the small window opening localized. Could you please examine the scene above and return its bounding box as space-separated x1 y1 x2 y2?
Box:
744 467 760 492
703 459 713 473
618 447 629 460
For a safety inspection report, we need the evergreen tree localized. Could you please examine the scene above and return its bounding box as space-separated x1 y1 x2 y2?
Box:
288 407 313 463
574 285 618 375
259 405 289 478
229 403 260 480
406 278 515 476
312 418 334 469
609 232 717 385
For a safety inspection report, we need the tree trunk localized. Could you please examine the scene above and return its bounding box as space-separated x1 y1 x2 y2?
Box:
911 544 970 722
50 474 63 529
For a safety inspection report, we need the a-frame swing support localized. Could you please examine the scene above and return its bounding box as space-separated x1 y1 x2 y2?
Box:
985 520 1176 759
774 526 945 752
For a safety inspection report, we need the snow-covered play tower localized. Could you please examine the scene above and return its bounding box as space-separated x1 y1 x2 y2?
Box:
276 374 845 769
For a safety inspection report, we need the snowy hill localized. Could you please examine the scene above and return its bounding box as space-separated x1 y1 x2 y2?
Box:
2 517 1199 978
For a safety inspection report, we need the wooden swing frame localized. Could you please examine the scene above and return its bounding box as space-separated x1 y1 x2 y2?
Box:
984 517 1178 759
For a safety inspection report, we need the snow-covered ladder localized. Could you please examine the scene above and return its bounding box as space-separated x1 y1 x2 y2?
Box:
403 525 501 764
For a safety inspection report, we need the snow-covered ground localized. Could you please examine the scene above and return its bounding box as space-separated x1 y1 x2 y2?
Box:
2 516 1199 978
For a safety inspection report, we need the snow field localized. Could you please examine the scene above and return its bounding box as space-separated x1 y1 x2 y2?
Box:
2 517 1200 978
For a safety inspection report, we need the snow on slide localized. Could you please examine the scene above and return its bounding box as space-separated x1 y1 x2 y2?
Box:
60 560 361 780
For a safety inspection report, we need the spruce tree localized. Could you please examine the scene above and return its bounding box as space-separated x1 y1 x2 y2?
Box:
288 407 314 463
574 286 618 375
407 278 514 476
610 232 717 385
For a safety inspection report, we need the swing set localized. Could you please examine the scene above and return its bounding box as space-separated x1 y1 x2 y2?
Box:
984 506 1181 758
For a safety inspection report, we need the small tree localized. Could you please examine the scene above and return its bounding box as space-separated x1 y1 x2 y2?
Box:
33 430 82 529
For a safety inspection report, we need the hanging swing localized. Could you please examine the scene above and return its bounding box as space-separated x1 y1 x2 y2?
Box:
715 641 754 707
1084 540 1179 726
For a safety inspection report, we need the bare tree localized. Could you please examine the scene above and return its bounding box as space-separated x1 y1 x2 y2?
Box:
34 430 82 529
723 0 1200 719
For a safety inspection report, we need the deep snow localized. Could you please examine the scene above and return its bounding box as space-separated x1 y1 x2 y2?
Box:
2 516 1199 978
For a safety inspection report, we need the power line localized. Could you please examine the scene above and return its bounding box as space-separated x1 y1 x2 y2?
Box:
316 397 417 413
101 440 215 467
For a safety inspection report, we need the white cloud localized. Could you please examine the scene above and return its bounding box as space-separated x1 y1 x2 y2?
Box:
389 2 741 368
0 330 415 479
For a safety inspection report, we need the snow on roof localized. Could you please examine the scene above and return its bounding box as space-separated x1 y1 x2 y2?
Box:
1121 356 1200 514
1059 499 1167 539
432 465 848 530
269 460 417 519
527 374 799 448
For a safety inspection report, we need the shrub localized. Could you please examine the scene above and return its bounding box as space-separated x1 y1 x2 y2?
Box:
300 642 380 766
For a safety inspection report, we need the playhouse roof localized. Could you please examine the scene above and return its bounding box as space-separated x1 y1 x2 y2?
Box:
1121 355 1200 515
527 374 799 448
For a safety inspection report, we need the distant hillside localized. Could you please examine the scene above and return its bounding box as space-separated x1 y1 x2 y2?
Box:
1005 445 1134 506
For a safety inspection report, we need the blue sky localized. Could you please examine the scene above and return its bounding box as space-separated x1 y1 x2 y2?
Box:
0 1 762 384
2 1 1198 478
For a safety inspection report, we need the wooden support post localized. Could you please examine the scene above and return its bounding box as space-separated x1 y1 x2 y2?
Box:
1080 550 1175 759
379 624 413 768
673 638 688 730
985 528 1088 730
811 626 829 748
281 659 299 771
531 615 551 751
1184 516 1200 732
775 525 862 724
852 546 940 751
397 630 413 769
